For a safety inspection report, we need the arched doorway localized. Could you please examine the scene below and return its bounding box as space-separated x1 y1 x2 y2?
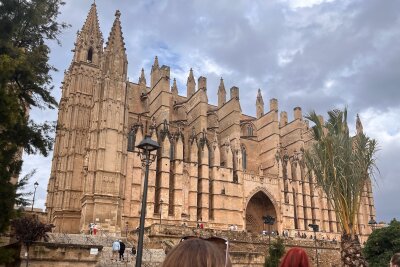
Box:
245 191 277 233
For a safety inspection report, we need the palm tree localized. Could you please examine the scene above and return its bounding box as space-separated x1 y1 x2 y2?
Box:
304 108 378 267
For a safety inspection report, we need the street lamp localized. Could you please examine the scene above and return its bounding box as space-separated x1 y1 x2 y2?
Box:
135 135 160 267
368 216 377 232
125 221 129 237
159 199 164 225
308 223 319 267
263 215 275 249
31 181 39 211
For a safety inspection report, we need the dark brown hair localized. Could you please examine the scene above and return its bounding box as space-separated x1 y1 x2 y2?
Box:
162 238 232 267
392 253 400 267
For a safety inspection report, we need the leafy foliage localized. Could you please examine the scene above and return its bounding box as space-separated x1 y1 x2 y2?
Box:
11 216 54 247
0 170 33 233
264 238 285 267
364 219 400 267
11 215 54 266
304 109 378 237
0 0 67 233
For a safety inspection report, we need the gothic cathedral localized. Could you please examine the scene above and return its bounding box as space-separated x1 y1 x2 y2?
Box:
45 4 375 241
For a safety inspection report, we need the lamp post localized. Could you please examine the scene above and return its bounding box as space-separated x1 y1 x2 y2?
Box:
308 223 320 267
262 215 275 249
368 216 377 232
135 135 160 267
125 221 129 237
31 181 39 211
159 199 164 225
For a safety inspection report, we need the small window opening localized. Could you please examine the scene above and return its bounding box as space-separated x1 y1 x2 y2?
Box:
87 47 93 62
247 125 253 136
242 146 247 170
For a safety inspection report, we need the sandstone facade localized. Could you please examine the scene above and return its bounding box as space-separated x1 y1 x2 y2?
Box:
45 3 375 243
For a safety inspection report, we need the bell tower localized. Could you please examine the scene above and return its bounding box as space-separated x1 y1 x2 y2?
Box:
46 2 104 233
80 10 129 233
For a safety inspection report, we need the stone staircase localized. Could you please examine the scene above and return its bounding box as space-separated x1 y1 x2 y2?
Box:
46 233 165 267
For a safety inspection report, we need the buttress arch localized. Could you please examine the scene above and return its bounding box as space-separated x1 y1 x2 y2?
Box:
244 187 279 233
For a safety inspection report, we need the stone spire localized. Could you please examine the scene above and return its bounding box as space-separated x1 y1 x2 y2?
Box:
152 56 159 70
356 114 363 134
171 78 178 95
256 89 264 118
81 2 102 39
73 2 103 64
187 68 196 98
151 56 160 88
218 77 226 108
139 68 146 85
103 10 127 79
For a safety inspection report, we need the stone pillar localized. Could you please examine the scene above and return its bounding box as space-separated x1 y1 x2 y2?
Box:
188 140 199 221
172 135 184 220
158 136 171 222
198 142 210 222
294 162 305 230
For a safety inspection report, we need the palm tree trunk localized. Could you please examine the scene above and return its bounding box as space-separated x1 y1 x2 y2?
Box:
341 234 368 267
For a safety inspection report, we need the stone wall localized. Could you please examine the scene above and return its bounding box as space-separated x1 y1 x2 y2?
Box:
134 224 341 267
19 242 102 267
16 227 341 267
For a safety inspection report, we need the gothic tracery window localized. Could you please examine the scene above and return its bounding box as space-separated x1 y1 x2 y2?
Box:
127 128 135 152
247 125 253 136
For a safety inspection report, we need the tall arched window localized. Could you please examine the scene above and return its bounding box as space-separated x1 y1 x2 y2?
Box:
241 146 247 170
127 128 135 152
87 47 93 62
247 125 253 136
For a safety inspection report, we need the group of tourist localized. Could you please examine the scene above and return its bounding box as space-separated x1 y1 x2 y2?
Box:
111 239 127 262
159 236 400 267
88 222 98 235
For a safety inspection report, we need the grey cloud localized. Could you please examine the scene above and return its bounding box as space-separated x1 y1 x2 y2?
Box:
21 0 400 222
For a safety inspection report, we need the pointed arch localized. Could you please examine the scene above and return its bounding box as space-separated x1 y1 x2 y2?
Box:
245 188 278 233
87 47 93 62
240 121 257 137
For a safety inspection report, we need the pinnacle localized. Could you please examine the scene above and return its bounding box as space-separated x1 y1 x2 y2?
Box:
257 88 264 104
171 78 178 94
105 10 126 52
153 56 159 69
188 68 195 81
218 77 225 91
81 2 102 40
139 68 146 85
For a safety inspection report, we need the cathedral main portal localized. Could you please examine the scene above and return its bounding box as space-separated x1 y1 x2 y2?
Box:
245 191 277 234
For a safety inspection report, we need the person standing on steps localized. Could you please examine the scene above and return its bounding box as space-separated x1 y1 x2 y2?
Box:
89 222 93 235
119 240 126 261
93 223 98 235
112 239 120 261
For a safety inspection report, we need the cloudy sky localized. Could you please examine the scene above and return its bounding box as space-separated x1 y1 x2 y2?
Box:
22 0 400 223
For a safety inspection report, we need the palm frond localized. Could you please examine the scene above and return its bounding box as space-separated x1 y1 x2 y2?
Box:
304 109 378 237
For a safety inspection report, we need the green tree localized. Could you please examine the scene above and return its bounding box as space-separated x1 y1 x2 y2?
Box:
364 219 400 267
0 0 67 233
304 108 378 267
11 215 54 267
264 238 285 267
